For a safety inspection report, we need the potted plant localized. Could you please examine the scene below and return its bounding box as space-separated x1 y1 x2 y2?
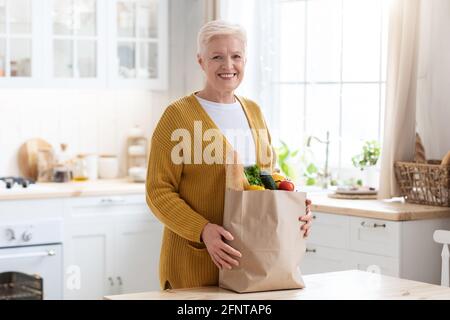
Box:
275 141 322 188
275 141 300 182
351 140 381 188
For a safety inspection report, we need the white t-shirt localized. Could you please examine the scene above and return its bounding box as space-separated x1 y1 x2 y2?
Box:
195 95 257 166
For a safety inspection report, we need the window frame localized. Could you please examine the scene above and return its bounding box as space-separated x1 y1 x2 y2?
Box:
272 0 388 174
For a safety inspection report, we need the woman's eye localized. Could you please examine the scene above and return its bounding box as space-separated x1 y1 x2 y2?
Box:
212 56 222 60
233 55 241 59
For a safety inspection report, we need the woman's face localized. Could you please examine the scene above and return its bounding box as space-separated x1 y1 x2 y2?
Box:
198 35 246 93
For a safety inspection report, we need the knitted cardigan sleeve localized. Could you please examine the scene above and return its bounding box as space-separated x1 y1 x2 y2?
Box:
145 106 209 244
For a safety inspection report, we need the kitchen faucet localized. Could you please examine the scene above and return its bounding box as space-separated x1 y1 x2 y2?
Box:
306 131 331 189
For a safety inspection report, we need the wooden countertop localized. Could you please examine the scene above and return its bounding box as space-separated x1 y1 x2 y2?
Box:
1 179 450 221
309 193 450 221
104 270 450 300
0 179 145 201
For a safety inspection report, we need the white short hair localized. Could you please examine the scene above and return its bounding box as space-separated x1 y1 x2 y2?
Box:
197 20 247 55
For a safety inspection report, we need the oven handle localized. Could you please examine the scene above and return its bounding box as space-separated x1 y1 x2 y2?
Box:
0 249 56 260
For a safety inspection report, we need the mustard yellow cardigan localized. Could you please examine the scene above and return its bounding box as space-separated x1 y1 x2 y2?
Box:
146 93 275 289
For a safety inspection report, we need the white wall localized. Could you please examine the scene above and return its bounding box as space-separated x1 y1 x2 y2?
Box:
0 0 206 178
0 90 153 177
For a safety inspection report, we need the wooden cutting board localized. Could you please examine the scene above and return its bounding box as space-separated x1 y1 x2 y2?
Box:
18 138 54 181
328 193 378 200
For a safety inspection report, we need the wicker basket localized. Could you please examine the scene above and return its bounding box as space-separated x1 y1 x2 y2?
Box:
394 160 450 206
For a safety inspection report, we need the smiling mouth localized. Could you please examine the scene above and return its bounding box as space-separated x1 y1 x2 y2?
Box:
218 73 237 79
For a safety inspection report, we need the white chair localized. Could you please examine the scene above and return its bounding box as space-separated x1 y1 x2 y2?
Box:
433 230 450 287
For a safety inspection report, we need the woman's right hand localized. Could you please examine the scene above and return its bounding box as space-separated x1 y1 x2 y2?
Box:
201 223 242 270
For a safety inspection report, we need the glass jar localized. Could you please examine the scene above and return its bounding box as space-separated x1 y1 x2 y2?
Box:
72 154 88 181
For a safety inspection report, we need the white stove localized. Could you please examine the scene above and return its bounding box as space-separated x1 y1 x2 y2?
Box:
0 177 60 199
0 218 63 300
0 177 34 189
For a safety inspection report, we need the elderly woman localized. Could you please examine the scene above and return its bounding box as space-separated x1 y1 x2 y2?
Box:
146 20 312 290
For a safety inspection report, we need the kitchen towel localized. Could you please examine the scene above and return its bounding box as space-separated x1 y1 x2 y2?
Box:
219 188 307 293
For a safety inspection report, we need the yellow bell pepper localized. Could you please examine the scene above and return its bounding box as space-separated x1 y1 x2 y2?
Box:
245 185 265 191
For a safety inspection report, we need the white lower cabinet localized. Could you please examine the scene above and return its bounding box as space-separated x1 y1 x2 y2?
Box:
301 211 450 285
113 219 163 295
301 245 352 275
64 222 114 300
348 251 399 277
349 217 400 258
63 195 163 300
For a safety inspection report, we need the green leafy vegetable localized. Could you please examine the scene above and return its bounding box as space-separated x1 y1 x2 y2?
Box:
244 164 264 186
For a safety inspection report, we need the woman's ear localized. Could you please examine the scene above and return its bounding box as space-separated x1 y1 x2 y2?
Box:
197 53 207 72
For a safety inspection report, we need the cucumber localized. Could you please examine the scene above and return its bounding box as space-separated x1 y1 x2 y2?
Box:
260 172 277 190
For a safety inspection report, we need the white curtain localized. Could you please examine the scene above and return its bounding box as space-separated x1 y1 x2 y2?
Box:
416 0 450 160
378 0 421 199
204 0 220 22
218 0 277 126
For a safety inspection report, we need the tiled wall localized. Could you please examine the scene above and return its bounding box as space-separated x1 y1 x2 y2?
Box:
0 89 168 177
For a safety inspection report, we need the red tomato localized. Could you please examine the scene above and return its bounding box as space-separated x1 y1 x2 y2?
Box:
278 180 295 191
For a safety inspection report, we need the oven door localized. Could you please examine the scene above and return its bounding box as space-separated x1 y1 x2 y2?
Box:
0 244 63 300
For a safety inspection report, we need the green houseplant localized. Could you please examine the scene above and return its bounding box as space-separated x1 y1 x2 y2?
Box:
351 140 381 188
275 141 320 186
275 141 300 181
351 140 381 170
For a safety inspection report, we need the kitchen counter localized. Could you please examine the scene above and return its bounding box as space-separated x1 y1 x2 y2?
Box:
309 193 450 221
1 180 450 221
0 179 145 201
104 270 450 300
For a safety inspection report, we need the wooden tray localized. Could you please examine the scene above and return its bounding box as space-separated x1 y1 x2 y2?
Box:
328 193 378 200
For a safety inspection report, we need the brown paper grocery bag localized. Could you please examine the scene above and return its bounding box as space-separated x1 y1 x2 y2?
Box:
219 189 307 293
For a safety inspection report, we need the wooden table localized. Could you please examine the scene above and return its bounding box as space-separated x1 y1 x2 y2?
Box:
105 270 450 300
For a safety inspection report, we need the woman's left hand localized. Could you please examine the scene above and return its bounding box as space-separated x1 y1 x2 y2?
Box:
299 199 313 238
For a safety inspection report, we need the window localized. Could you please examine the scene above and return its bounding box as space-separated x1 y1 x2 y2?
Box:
221 0 391 180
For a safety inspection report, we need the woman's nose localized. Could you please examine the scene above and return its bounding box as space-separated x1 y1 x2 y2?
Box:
222 57 234 69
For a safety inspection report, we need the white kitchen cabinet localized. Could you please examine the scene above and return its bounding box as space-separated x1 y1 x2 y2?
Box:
348 251 399 277
301 211 450 285
306 212 350 249
0 0 41 87
0 0 167 89
64 222 114 300
63 194 163 300
113 218 162 295
301 245 352 275
107 0 168 90
349 217 400 258
42 0 107 88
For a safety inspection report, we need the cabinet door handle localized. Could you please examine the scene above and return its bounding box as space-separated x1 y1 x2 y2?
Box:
306 248 316 253
108 277 114 286
361 221 386 228
100 197 125 205
116 276 123 286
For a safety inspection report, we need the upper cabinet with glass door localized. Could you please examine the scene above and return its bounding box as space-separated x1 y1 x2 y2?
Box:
46 0 106 86
0 0 39 86
108 0 167 90
0 0 167 89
